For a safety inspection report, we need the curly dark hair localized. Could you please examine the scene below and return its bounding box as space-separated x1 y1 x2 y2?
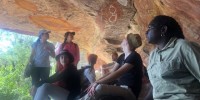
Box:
149 15 185 39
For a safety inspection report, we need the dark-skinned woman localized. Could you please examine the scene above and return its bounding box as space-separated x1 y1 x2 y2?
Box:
146 15 200 99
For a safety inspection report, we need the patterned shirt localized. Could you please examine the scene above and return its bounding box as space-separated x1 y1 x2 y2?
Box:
32 41 55 67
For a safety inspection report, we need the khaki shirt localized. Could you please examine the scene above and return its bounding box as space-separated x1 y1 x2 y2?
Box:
147 37 200 100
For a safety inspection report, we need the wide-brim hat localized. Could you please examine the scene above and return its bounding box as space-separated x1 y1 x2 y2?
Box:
127 33 142 50
55 50 74 63
38 29 51 37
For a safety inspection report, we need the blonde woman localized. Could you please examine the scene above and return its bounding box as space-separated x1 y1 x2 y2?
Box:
83 34 143 100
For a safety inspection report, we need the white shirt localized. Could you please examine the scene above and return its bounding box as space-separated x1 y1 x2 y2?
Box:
84 68 96 83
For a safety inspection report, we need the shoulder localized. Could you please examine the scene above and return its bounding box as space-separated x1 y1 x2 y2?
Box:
123 52 142 66
176 39 200 55
83 66 91 71
130 51 140 57
117 53 125 63
84 68 95 75
119 53 125 58
47 41 54 46
31 42 37 48
47 42 55 48
73 43 79 47
128 52 141 60
32 41 37 45
176 39 190 47
149 49 156 58
79 66 89 72
68 66 79 75
175 39 193 51
73 42 78 45
84 68 90 73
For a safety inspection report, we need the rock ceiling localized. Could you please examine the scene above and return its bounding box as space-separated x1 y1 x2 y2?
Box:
0 0 200 66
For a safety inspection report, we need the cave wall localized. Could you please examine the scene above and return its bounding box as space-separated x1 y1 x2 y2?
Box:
0 0 199 67
132 0 200 65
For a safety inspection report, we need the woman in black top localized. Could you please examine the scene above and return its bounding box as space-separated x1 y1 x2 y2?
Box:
34 50 81 100
84 33 143 100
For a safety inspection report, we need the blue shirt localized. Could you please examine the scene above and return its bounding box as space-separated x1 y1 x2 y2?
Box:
32 41 55 67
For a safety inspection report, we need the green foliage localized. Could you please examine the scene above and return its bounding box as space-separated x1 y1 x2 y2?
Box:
0 65 32 100
0 30 36 100
0 30 57 100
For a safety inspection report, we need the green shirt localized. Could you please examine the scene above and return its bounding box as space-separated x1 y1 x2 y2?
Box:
147 37 200 100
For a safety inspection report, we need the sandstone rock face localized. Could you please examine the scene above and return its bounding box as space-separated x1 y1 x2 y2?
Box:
0 0 200 67
133 0 200 65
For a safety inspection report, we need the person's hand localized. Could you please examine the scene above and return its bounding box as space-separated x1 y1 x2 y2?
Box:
86 82 98 96
44 45 52 53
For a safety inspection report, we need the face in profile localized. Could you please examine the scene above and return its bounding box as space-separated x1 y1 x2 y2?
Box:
59 55 69 66
146 25 161 44
121 39 129 52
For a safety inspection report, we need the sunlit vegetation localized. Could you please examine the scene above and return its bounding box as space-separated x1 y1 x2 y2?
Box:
0 29 90 100
0 29 36 100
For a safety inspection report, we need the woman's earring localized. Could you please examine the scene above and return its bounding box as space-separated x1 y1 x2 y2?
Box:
161 26 167 37
161 33 165 37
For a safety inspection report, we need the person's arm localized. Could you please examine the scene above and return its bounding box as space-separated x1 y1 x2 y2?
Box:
182 42 200 81
101 62 115 70
96 63 134 84
75 44 80 65
49 50 55 58
49 43 55 58
99 63 120 80
86 63 134 96
55 44 63 72
28 48 35 64
29 43 36 64
35 70 66 87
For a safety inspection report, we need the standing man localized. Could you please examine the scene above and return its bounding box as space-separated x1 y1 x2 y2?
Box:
29 29 55 98
146 15 200 99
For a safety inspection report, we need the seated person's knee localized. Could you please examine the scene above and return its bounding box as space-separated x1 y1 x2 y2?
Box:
95 84 103 92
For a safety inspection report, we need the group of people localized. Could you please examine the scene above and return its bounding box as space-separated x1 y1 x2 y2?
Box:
27 15 200 100
28 30 81 100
